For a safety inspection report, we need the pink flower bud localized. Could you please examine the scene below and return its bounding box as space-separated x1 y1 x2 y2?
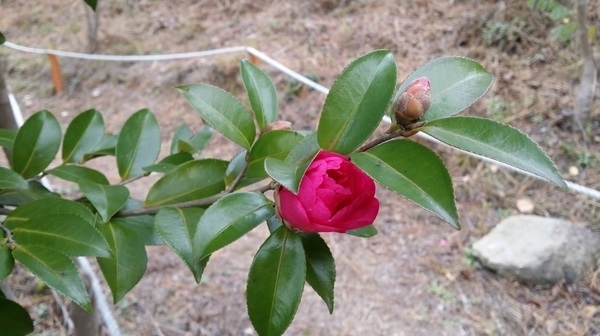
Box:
395 77 431 127
263 120 292 133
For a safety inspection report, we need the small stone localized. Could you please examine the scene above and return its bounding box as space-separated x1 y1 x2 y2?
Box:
516 198 534 214
60 111 69 117
472 215 600 284
91 87 102 97
568 166 579 176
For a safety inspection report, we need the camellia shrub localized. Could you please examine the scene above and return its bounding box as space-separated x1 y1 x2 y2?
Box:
0 50 566 336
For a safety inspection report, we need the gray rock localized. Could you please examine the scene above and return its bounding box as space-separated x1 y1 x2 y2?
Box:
472 215 600 284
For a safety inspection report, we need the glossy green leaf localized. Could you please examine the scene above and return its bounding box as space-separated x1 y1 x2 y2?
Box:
0 230 14 281
170 123 213 155
0 181 58 206
116 109 161 180
62 109 105 163
12 245 91 311
266 215 283 233
394 57 494 122
170 122 193 154
246 130 305 181
47 165 109 185
247 226 305 336
155 207 207 282
225 150 247 188
264 158 306 194
351 139 460 229
241 60 278 130
193 192 274 261
300 233 335 314
12 110 62 178
11 214 111 257
0 297 33 336
97 220 147 302
145 159 227 207
0 129 17 150
111 215 163 246
0 31 5 45
423 116 567 188
0 167 28 190
143 152 195 174
317 50 397 154
178 84 256 149
78 181 129 222
5 198 95 228
346 225 378 238
83 134 118 160
188 125 213 153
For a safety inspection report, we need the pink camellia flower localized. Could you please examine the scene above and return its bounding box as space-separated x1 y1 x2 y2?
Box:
275 150 379 233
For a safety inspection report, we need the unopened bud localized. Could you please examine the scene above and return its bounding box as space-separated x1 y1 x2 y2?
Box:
264 120 292 133
394 77 431 127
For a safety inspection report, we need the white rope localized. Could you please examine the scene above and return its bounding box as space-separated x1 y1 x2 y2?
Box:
3 40 599 200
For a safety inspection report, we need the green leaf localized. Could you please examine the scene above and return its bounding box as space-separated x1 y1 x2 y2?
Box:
47 165 109 185
12 110 62 178
317 50 397 154
264 132 320 194
111 215 163 245
143 152 195 174
264 158 307 194
12 245 91 311
0 31 5 45
0 297 34 336
170 123 212 155
83 0 97 10
177 84 256 149
11 214 111 257
351 139 460 229
83 134 118 160
241 60 278 130
97 220 147 302
62 109 105 163
155 207 207 282
193 192 274 261
246 130 305 181
0 230 14 281
247 226 305 336
346 225 378 238
0 167 29 190
170 122 193 155
5 198 95 228
0 181 58 206
394 57 494 122
225 150 247 188
300 233 335 314
116 109 161 180
187 125 213 154
423 116 567 188
78 181 129 222
145 159 227 207
0 129 17 150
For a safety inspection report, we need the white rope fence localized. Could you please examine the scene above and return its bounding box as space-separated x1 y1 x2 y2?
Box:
2 40 599 202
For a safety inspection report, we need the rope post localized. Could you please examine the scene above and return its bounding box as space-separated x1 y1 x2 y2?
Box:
47 54 64 94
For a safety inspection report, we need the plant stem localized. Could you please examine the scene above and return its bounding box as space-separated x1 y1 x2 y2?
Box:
358 128 405 152
0 222 13 243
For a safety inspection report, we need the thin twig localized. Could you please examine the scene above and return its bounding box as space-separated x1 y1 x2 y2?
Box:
358 128 405 152
50 288 75 334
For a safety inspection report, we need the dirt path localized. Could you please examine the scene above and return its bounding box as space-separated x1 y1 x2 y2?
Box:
2 0 599 335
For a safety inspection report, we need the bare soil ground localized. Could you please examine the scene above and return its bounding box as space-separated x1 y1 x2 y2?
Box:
2 0 600 335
